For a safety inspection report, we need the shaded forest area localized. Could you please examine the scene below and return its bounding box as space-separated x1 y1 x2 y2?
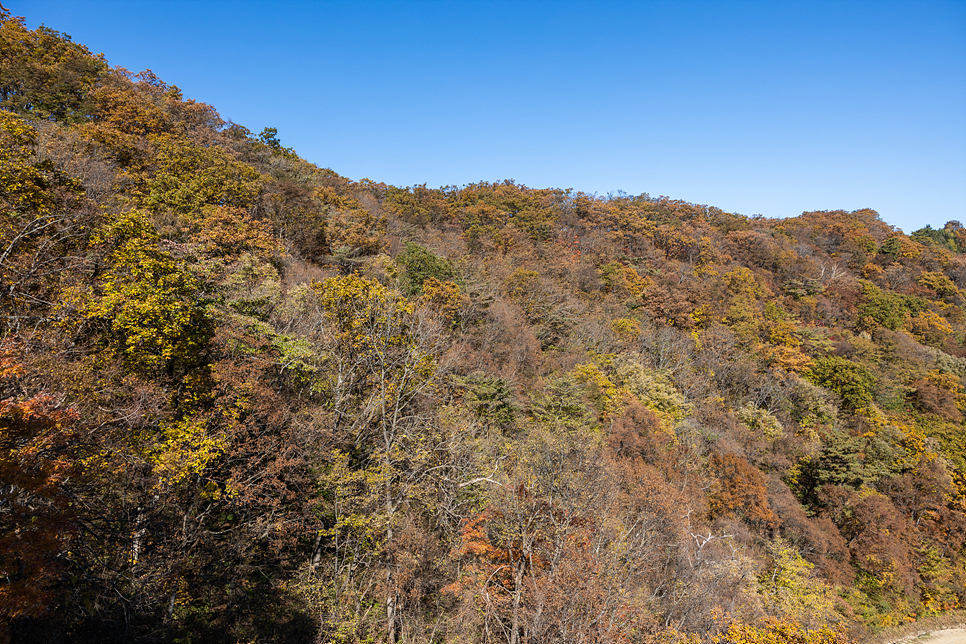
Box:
2 8 966 644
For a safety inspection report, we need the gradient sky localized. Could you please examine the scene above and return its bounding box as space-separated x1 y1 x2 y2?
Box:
10 0 966 233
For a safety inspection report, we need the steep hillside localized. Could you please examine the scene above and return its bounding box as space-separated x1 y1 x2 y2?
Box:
2 9 965 644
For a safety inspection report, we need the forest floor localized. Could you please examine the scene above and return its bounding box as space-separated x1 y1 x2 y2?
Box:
884 628 966 644
865 613 966 644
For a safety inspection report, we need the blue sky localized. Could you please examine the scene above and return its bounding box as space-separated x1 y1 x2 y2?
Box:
11 0 966 233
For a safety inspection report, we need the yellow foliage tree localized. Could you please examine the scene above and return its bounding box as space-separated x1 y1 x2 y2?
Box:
80 210 214 375
757 539 840 628
907 309 953 348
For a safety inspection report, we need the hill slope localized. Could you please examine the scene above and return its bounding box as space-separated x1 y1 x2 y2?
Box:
1 8 965 644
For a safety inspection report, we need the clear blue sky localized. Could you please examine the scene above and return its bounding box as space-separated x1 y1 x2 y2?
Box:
11 0 966 233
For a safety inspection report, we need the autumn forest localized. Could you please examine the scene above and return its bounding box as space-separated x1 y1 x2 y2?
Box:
2 8 966 644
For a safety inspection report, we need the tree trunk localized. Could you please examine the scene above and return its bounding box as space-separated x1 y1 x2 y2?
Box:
509 557 525 644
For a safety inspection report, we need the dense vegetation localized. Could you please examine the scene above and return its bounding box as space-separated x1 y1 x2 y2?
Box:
2 8 965 644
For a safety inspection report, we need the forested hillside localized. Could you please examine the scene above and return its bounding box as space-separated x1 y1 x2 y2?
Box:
2 9 965 644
